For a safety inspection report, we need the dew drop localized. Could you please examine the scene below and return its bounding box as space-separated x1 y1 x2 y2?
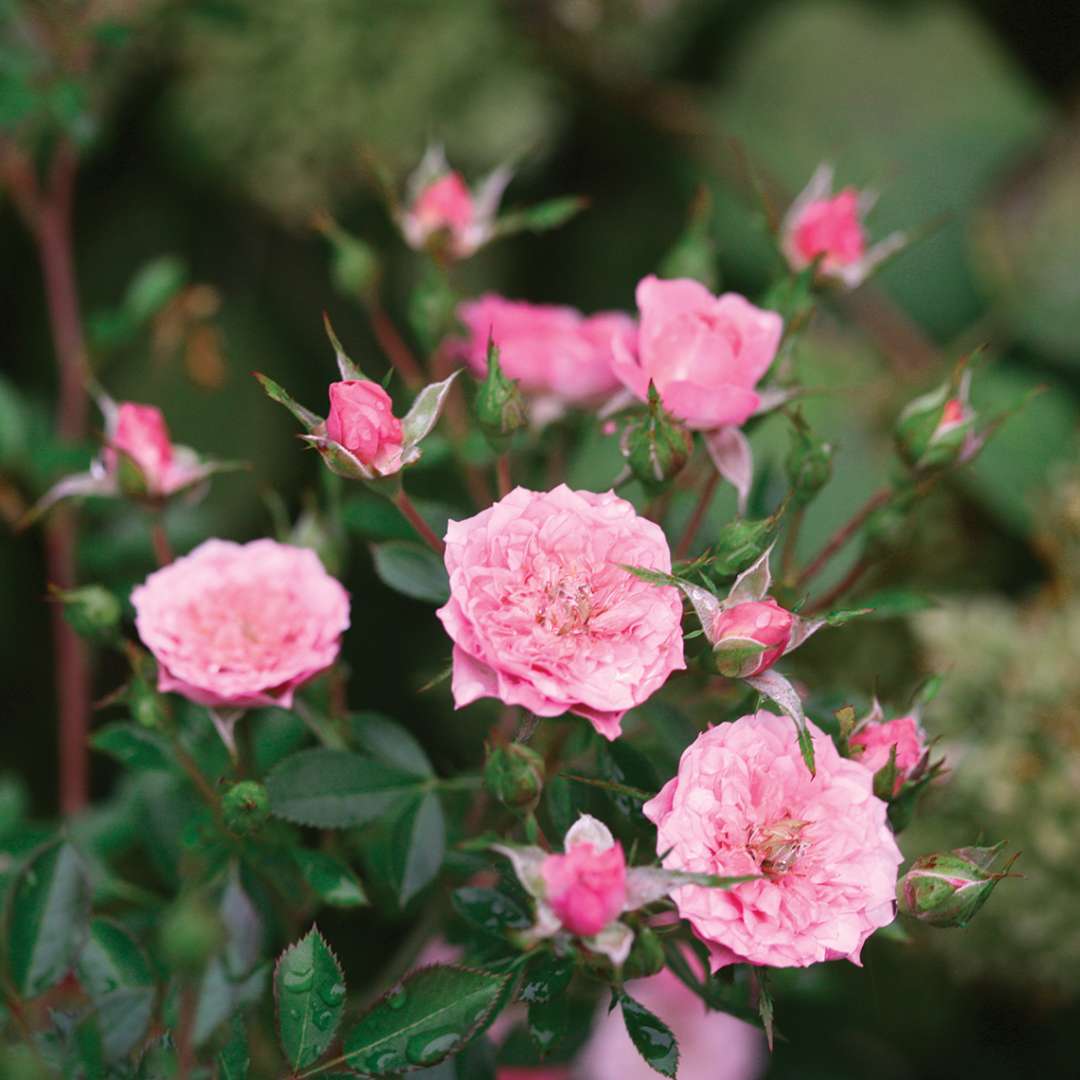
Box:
405 1030 458 1066
282 966 314 992
320 981 346 1007
361 1047 404 1073
385 985 407 1010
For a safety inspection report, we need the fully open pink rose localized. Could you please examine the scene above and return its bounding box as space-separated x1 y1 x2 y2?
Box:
104 403 174 490
436 485 685 740
850 714 927 794
542 840 627 936
454 295 629 414
610 276 782 431
644 710 902 969
578 964 766 1080
326 380 404 474
710 598 795 678
787 188 867 273
132 539 350 710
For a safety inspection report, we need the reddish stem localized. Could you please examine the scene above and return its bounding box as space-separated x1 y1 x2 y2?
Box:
9 138 93 815
496 453 512 498
796 488 890 588
150 516 173 567
674 470 719 562
367 295 425 390
393 489 445 556
807 557 871 615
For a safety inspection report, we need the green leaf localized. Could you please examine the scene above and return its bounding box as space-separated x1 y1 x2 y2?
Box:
342 964 508 1075
254 372 322 432
451 887 531 936
349 712 433 777
274 926 346 1071
217 1013 249 1080
266 748 427 828
76 918 154 1062
371 540 450 604
124 256 188 324
294 849 369 908
527 994 572 1055
6 839 91 997
495 196 587 238
619 990 679 1078
368 793 446 908
342 492 455 543
90 723 174 772
860 589 938 619
194 960 268 1046
518 954 573 1006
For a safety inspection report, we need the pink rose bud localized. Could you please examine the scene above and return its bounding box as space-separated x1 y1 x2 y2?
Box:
897 844 1017 928
541 840 627 937
104 402 175 494
849 714 927 795
407 171 474 250
325 380 404 474
710 598 794 679
788 188 867 274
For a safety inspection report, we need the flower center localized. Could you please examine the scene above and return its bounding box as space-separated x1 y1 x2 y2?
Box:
534 572 596 636
747 817 810 878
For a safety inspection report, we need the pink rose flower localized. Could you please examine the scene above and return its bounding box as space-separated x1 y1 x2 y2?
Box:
542 840 627 937
132 538 350 710
644 710 902 969
781 164 906 288
435 485 685 740
610 276 782 431
709 598 795 679
454 295 629 416
577 964 766 1080
407 171 474 245
850 714 927 794
103 403 175 492
787 188 866 272
325 380 404 474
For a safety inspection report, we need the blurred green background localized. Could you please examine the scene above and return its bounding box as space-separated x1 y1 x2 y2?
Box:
2 0 1079 1076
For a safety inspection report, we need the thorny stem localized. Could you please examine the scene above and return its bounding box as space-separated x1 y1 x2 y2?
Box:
674 470 719 561
3 137 92 815
796 488 890 588
393 489 445 556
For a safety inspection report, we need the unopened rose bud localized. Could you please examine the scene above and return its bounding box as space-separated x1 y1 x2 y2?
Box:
474 340 526 451
131 672 168 730
895 383 975 473
159 896 224 973
222 780 270 838
104 402 176 497
403 171 475 256
625 384 692 493
706 515 781 580
710 598 794 679
897 844 1016 928
326 380 405 475
541 840 627 937
484 742 545 814
786 425 833 505
622 926 665 979
850 713 927 796
53 584 122 644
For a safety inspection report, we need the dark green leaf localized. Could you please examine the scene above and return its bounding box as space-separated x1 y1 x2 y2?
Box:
274 926 346 1070
76 918 154 1062
518 954 573 1006
527 994 572 1056
193 960 267 1046
349 712 433 777
371 541 450 604
368 793 446 908
90 723 174 772
495 196 587 237
266 748 426 828
619 990 679 1077
342 964 508 1075
451 887 531 936
294 848 369 908
412 1035 496 1079
217 1013 249 1080
6 839 91 997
